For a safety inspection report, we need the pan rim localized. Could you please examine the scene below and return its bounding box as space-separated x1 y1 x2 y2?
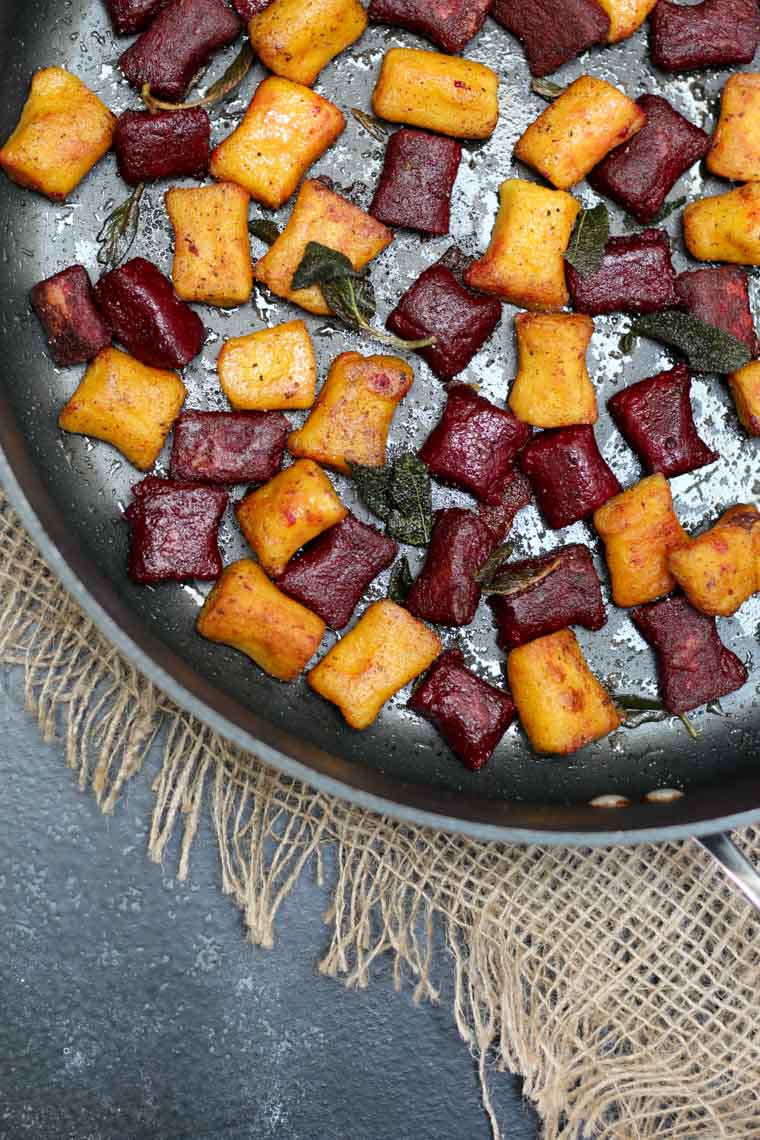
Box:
3 423 760 849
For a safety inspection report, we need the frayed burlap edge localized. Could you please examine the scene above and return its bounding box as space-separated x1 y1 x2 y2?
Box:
2 491 759 1140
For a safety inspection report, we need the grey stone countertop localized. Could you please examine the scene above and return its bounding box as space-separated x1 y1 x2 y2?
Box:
1 663 540 1140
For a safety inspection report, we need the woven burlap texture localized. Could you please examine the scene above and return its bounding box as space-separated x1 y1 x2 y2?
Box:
1 490 758 1140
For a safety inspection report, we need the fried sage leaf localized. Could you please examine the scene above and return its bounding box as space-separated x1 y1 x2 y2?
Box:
530 78 564 101
387 454 432 546
141 40 254 113
630 311 751 373
321 275 378 330
615 694 700 737
348 461 391 521
479 555 561 598
474 542 514 585
349 453 432 547
291 242 435 352
387 555 413 603
97 182 145 270
351 107 388 143
292 242 363 290
651 195 687 224
564 203 609 279
249 219 280 246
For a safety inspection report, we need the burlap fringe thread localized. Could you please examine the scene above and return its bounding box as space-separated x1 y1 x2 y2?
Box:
1 492 759 1140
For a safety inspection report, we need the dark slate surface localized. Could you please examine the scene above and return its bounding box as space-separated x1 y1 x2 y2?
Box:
0 664 541 1140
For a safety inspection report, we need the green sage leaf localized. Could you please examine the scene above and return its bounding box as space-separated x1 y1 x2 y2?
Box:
349 454 432 546
479 555 562 598
388 555 413 603
530 78 564 101
387 454 432 547
291 241 436 351
96 182 145 270
651 195 687 224
348 461 391 521
351 107 388 142
249 219 280 246
141 40 254 112
474 542 514 585
321 275 377 328
630 311 751 373
564 203 609 279
292 241 362 291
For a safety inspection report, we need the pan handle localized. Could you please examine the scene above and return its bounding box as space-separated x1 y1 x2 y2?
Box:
696 832 760 913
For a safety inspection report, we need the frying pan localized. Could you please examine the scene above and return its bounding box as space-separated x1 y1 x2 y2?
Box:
1 0 760 897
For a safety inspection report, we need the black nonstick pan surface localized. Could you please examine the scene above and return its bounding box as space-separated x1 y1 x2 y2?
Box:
1 0 759 845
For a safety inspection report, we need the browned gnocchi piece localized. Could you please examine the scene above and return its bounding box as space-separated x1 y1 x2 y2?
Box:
248 0 368 87
507 630 623 755
307 600 442 729
595 0 658 42
210 77 345 209
508 313 597 428
0 67 115 201
729 361 760 436
287 352 414 473
465 179 580 311
593 473 689 607
236 458 348 577
217 320 317 411
254 179 393 316
372 47 499 141
197 559 326 681
515 76 645 190
165 182 253 308
707 73 760 183
668 505 760 617
683 184 760 265
58 347 186 471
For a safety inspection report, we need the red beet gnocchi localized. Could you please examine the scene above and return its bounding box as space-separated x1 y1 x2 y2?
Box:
520 425 621 529
370 129 462 237
566 229 679 316
588 95 709 223
488 544 606 650
119 0 241 102
30 265 111 367
169 410 290 485
420 385 532 505
631 594 749 714
368 0 492 55
94 257 205 371
676 267 759 358
405 508 497 628
477 468 533 542
650 0 760 73
106 0 169 36
126 477 228 583
386 252 502 381
276 514 397 630
114 109 210 185
491 0 609 77
230 0 271 16
409 649 516 772
608 364 718 479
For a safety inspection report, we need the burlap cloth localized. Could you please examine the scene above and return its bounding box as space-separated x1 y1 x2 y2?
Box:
1 487 758 1139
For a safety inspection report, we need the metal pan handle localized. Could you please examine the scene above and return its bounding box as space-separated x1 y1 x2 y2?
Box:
696 832 760 913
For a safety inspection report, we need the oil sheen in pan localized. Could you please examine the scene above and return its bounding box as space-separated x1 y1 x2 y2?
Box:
0 1 757 814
